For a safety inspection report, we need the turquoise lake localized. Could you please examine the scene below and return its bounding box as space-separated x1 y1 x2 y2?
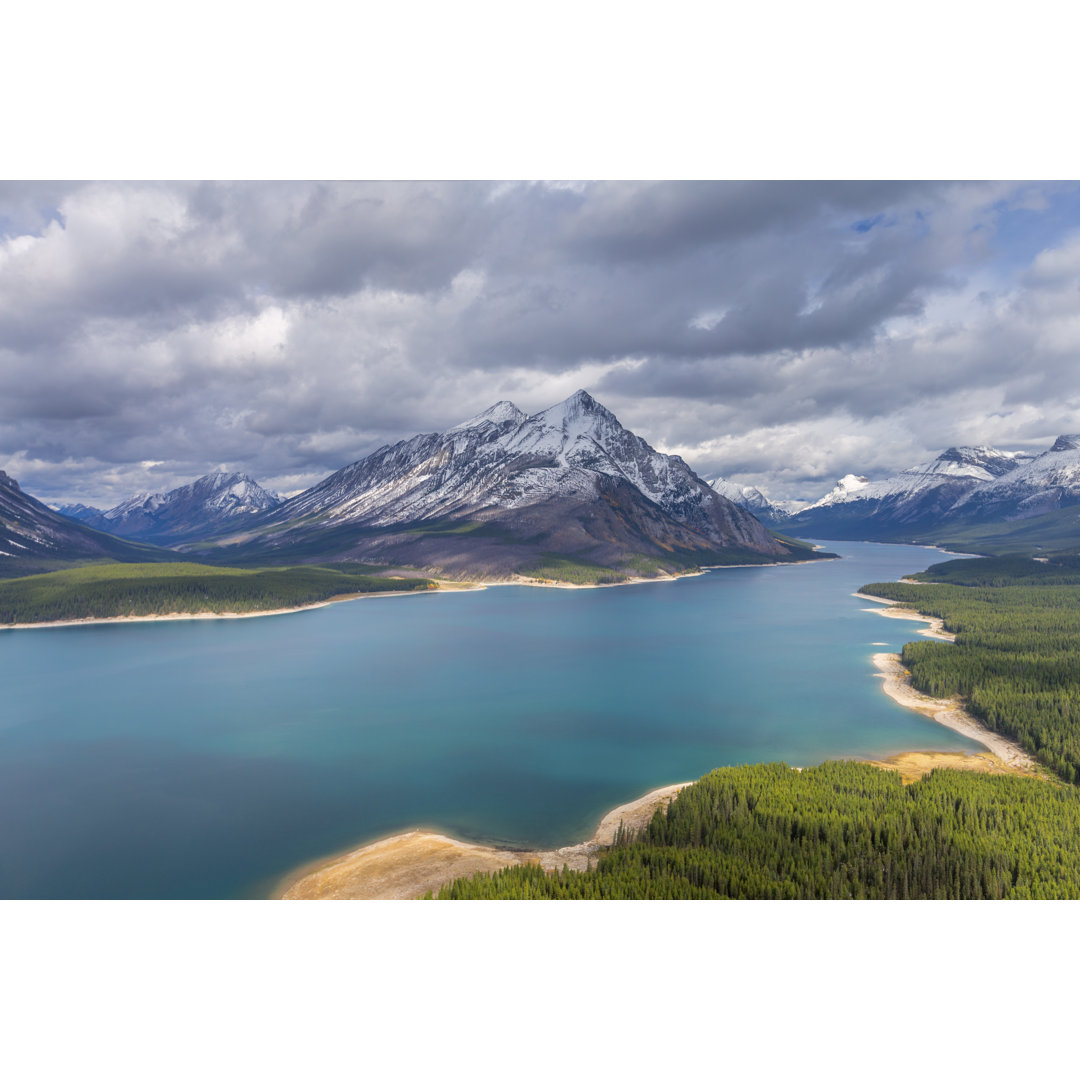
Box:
0 540 981 899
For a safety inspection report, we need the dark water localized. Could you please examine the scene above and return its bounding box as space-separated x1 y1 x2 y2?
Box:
0 541 980 899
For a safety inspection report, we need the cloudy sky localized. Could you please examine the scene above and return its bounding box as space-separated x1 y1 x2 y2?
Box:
2 179 1080 508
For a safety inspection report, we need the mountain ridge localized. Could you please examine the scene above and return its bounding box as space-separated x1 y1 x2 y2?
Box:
190 390 808 578
782 439 1078 539
61 471 282 545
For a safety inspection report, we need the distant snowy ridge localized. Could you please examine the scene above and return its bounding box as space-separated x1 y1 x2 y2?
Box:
70 471 282 544
950 435 1080 521
785 442 1072 538
709 477 782 517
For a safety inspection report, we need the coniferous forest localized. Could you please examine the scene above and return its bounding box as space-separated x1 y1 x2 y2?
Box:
859 555 1080 783
0 561 434 624
433 761 1080 899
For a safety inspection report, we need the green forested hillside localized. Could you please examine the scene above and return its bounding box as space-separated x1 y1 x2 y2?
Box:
434 762 1080 899
920 506 1080 556
908 553 1080 587
0 562 434 624
861 556 1080 783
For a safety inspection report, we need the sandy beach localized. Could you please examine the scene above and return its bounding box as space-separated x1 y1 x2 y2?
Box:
857 592 955 640
275 781 690 900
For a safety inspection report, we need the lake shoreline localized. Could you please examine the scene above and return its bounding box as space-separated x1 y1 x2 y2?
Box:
0 584 444 631
275 781 692 900
860 595 1040 771
870 651 1040 772
857 592 956 640
0 555 829 630
275 569 1040 901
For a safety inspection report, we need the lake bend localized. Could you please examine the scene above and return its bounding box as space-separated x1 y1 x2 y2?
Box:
0 540 982 899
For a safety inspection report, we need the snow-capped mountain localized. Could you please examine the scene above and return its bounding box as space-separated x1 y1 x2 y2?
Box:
807 474 871 509
949 435 1080 521
708 477 801 525
709 477 774 516
786 446 1029 538
0 471 159 573
53 502 105 522
206 391 800 576
73 472 281 544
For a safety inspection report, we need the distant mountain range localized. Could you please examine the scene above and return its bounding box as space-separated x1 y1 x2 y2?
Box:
10 398 1080 579
58 472 281 545
775 438 1080 540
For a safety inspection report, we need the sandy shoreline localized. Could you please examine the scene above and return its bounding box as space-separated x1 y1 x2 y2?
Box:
277 563 1041 900
0 557 828 629
275 781 691 900
871 651 1039 772
859 593 1040 772
0 584 446 631
857 592 955 641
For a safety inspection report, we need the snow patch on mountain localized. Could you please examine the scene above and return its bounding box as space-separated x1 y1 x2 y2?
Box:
951 435 1080 519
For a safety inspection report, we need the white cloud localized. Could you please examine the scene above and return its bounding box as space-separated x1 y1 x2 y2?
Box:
2 180 1080 507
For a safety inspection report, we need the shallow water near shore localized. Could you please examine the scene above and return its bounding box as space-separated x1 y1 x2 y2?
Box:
0 540 980 899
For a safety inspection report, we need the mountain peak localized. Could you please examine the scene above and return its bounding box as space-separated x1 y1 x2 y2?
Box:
541 388 615 426
567 388 597 406
1049 434 1080 453
837 473 870 491
561 388 605 413
938 446 988 463
0 470 20 492
191 470 262 493
207 388 791 568
447 400 528 432
95 472 280 543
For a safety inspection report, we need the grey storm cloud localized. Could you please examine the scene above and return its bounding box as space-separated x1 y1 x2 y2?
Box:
1 179 1079 507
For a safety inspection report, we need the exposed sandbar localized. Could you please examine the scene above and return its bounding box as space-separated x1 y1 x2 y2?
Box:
275 781 690 900
857 593 955 641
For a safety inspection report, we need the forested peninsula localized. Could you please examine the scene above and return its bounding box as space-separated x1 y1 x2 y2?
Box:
0 562 435 626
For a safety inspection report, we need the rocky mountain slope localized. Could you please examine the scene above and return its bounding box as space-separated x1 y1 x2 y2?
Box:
0 471 172 576
196 391 808 578
63 472 281 545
